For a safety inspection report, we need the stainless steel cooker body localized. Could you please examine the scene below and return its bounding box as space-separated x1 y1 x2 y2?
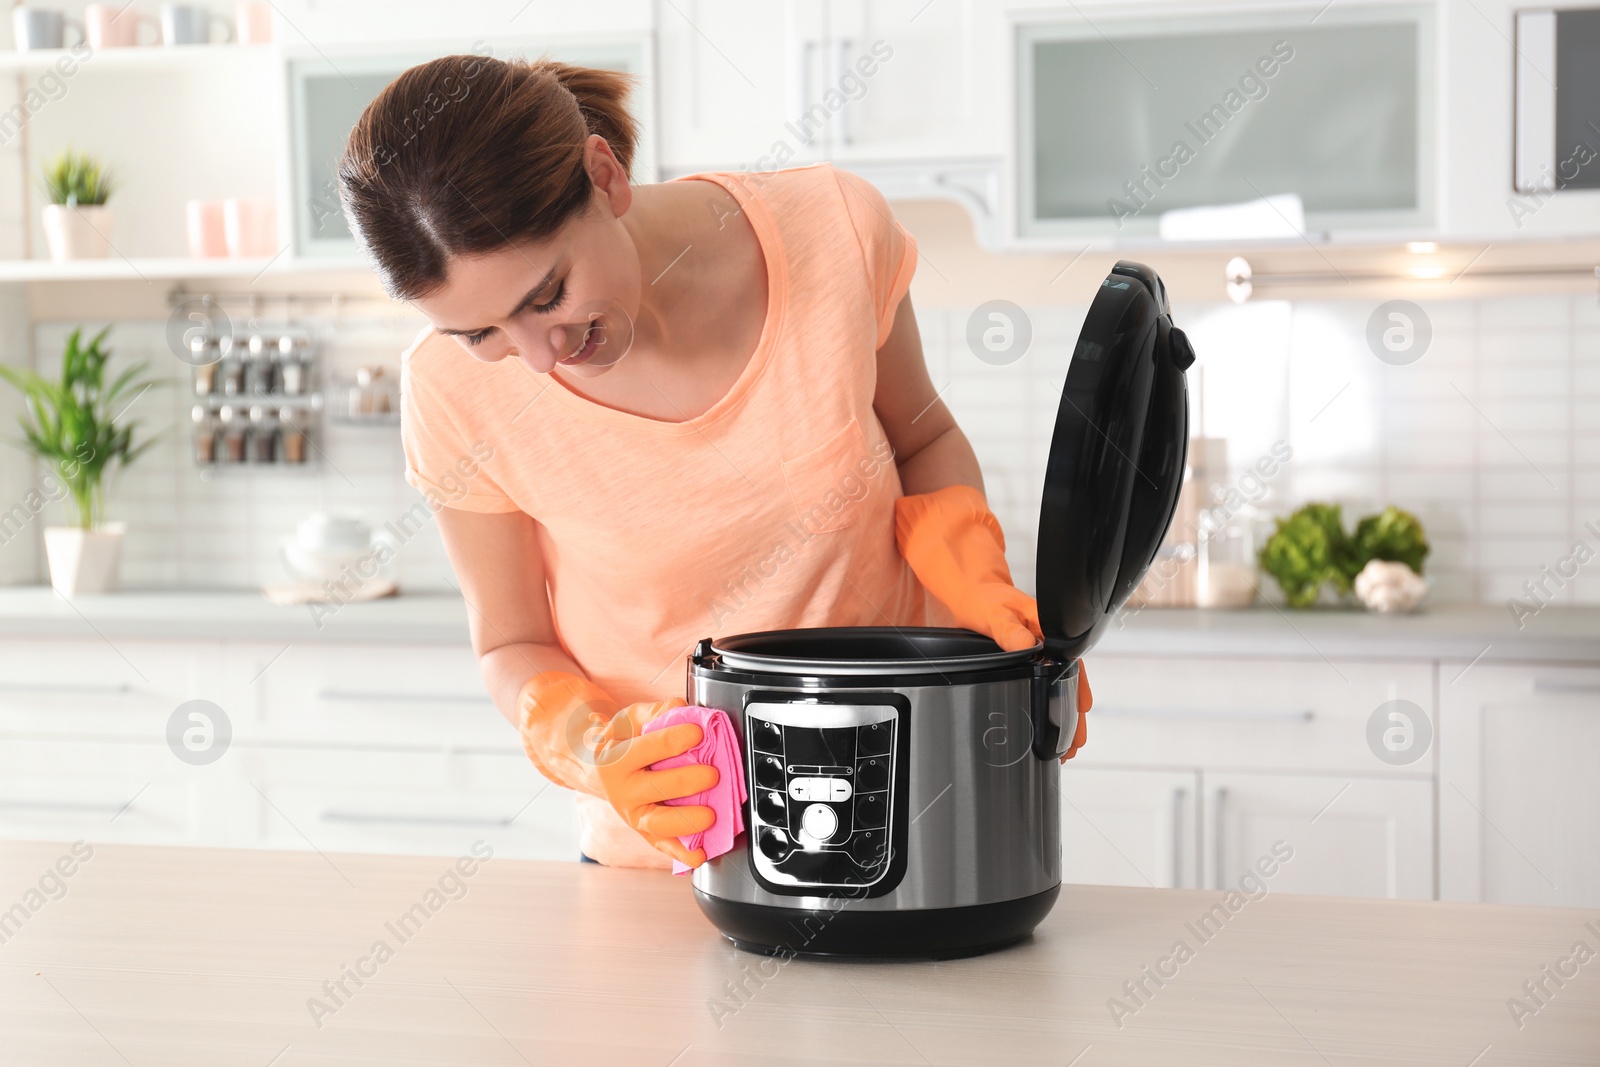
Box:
685 627 1078 959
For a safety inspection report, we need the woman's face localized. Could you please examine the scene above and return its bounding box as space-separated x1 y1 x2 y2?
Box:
414 162 641 380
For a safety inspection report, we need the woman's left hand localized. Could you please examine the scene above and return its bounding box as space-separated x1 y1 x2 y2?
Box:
893 484 1044 652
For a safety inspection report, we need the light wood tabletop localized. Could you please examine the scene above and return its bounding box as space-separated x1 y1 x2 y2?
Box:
1 839 1595 1066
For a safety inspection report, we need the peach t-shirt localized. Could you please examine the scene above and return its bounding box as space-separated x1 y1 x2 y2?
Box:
400 163 952 865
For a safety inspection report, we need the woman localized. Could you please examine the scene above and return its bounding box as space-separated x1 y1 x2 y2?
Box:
339 55 1089 871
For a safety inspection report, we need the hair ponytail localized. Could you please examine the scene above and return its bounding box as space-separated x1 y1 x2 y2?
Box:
338 55 638 301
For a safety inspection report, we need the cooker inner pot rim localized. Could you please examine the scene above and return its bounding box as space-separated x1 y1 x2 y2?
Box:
709 626 1040 675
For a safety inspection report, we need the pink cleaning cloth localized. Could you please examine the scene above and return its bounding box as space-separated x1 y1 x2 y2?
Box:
641 705 748 875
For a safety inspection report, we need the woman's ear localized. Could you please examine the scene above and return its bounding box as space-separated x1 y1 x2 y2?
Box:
584 133 633 217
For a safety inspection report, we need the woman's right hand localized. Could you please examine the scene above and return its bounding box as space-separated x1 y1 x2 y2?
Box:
592 707 719 868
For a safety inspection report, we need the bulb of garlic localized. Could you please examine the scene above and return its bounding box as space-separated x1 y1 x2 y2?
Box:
1353 559 1428 614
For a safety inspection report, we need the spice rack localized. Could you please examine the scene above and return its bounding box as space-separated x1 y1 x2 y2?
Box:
188 329 323 468
327 364 400 425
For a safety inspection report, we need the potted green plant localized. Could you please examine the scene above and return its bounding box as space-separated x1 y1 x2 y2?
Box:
0 327 162 595
40 150 116 261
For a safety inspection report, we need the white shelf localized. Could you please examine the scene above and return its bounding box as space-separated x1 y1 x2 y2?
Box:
0 256 374 283
0 43 276 75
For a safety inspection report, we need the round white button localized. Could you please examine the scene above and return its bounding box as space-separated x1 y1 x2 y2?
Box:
800 803 838 842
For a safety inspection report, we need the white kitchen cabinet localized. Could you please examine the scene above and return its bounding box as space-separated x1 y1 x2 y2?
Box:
1077 655 1434 774
220 641 508 749
1060 653 1438 899
0 637 220 739
0 637 229 846
0 634 582 861
1440 662 1600 908
223 745 577 861
216 640 578 859
1203 773 1433 900
655 0 1002 175
823 0 1002 163
0 737 206 847
654 0 792 171
1059 766 1198 889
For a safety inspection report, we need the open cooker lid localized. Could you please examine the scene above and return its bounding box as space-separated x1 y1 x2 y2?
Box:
1036 261 1194 662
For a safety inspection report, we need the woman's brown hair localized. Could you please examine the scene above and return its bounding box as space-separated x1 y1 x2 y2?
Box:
339 54 638 300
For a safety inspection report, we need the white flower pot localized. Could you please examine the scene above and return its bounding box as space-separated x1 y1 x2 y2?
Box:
44 523 126 597
41 204 114 261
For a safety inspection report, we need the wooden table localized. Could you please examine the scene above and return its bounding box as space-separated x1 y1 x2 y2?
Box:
1 840 1595 1065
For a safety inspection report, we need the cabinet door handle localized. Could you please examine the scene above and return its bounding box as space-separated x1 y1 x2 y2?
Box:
1533 679 1600 694
1093 706 1313 722
798 39 817 143
834 38 852 146
319 810 515 828
1213 788 1229 890
1171 787 1186 889
315 689 493 706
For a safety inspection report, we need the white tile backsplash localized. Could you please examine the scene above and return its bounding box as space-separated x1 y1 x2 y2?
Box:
6 316 457 592
6 292 1600 607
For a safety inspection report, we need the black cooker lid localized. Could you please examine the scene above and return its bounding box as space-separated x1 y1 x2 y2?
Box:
1036 261 1194 661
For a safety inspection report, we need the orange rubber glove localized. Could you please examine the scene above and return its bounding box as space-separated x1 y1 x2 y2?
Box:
516 671 718 867
895 483 1092 761
894 483 1044 652
1065 663 1091 762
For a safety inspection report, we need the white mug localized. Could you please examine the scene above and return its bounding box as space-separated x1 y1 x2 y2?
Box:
13 7 86 50
161 3 234 45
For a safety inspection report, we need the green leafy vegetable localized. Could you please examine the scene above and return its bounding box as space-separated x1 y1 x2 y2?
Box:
1259 502 1431 608
1350 506 1430 576
1258 503 1354 608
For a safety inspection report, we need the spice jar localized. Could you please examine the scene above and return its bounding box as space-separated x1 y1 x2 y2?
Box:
280 407 308 464
191 404 217 465
218 404 247 462
190 336 220 395
246 333 276 395
218 336 246 396
248 404 278 462
278 334 309 395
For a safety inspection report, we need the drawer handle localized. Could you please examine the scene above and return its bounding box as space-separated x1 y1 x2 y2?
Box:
1532 679 1600 695
1213 787 1228 891
1094 706 1314 723
319 810 514 828
1171 787 1186 889
316 689 493 706
0 682 134 696
0 799 126 814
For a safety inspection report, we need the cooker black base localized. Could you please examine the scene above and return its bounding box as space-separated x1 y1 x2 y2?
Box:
692 885 1060 961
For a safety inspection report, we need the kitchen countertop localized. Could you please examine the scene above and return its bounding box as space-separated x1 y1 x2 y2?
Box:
1 585 1597 663
1 840 1594 1065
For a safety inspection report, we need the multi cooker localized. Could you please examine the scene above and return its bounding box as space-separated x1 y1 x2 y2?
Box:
686 261 1195 958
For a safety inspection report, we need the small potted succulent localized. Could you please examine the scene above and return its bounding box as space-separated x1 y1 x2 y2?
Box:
40 150 116 261
0 327 163 596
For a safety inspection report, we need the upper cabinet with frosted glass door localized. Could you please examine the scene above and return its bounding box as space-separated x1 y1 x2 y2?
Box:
1013 4 1438 244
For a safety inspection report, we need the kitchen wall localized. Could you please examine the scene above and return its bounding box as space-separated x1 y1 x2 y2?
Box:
936 290 1600 608
16 269 1598 609
15 312 456 591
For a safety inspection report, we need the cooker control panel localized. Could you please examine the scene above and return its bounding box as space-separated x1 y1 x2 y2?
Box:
744 700 899 891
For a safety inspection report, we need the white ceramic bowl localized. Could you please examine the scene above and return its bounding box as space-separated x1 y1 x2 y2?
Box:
280 538 393 585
